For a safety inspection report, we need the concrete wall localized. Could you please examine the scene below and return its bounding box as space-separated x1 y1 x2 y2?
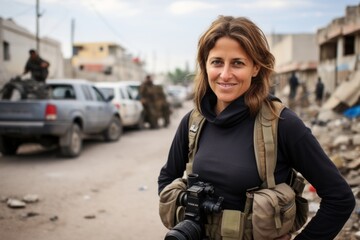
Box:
267 33 318 101
0 18 64 86
269 34 318 69
317 4 360 94
71 42 146 82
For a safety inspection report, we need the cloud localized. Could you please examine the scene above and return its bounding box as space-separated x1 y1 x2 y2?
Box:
169 1 217 15
81 0 142 17
235 0 313 10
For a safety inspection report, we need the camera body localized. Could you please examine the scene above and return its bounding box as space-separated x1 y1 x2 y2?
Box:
165 174 224 240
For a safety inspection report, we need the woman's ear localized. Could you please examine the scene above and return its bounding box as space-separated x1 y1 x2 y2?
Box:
252 65 260 77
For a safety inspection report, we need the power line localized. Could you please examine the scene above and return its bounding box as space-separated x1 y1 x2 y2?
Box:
42 11 70 36
0 0 34 19
11 5 34 18
86 0 134 51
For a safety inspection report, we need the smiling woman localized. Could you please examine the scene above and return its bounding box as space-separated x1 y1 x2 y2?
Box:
206 37 259 114
158 15 355 240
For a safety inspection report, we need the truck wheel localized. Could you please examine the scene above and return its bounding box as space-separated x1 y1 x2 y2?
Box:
0 136 20 155
103 116 122 142
60 124 82 158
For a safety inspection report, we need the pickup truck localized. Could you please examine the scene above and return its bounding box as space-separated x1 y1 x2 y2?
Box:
0 79 122 158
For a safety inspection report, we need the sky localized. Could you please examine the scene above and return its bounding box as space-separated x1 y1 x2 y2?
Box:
0 0 359 74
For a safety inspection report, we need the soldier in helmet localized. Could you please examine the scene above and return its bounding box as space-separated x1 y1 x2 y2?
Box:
139 75 159 129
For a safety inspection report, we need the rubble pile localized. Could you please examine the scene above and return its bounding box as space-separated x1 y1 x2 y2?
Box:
300 105 360 239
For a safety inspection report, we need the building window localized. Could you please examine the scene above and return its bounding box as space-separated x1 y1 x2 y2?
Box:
344 35 355 56
73 46 83 56
3 41 10 61
320 41 337 61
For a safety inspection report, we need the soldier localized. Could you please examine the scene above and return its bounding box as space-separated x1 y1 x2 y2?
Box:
139 75 158 129
23 49 50 82
154 85 171 127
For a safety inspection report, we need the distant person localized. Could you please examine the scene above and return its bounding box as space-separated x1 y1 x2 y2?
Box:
139 75 158 129
23 49 50 82
154 85 171 127
288 71 299 100
315 77 325 106
288 71 299 109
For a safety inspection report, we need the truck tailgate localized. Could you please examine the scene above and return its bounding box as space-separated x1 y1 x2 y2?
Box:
0 100 47 122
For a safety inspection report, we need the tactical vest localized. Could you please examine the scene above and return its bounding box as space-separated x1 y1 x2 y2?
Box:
186 101 308 240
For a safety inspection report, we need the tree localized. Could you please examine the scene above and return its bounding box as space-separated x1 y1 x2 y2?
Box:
167 68 193 85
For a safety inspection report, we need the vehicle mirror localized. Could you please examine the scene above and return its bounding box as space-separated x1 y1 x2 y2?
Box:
107 95 114 102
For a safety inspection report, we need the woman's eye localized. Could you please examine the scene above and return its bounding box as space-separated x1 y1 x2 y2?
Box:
211 60 222 65
233 60 244 66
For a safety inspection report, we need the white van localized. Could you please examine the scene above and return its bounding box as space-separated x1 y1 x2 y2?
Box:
95 81 144 129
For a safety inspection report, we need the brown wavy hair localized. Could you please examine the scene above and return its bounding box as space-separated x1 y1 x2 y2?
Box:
193 16 275 116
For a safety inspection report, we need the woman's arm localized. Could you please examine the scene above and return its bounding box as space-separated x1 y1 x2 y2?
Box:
158 111 192 194
278 109 355 239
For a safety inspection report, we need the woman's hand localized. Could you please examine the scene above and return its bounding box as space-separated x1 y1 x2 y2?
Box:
274 233 292 240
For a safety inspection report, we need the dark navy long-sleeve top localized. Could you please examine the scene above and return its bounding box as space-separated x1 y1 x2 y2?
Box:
158 93 355 240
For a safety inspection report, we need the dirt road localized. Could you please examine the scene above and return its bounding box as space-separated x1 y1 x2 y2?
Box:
0 101 193 240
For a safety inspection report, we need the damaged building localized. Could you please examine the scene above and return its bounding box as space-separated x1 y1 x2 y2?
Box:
318 4 360 112
268 33 318 97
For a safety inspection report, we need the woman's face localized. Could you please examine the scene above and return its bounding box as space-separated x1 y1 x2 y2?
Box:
206 37 259 113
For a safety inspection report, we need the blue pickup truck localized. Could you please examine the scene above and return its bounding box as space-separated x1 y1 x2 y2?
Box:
0 79 122 158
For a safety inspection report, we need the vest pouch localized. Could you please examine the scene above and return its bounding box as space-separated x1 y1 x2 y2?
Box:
252 183 296 240
221 210 246 240
291 195 309 232
159 178 187 229
205 213 222 240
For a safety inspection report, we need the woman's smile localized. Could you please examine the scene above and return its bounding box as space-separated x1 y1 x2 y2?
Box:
206 37 259 113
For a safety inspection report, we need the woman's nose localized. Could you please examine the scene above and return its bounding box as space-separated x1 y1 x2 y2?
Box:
220 65 232 80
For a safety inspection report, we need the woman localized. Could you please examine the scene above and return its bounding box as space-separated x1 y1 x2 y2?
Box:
158 16 355 240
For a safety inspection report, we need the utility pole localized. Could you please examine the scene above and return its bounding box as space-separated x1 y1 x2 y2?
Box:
71 18 76 78
36 0 40 52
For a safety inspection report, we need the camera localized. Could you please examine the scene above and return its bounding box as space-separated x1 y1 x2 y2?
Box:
164 174 224 240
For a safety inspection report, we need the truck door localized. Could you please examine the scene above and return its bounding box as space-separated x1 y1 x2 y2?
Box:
80 84 101 133
90 86 113 129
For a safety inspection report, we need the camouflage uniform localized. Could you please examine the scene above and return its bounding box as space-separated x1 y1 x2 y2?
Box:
154 85 171 127
139 78 159 129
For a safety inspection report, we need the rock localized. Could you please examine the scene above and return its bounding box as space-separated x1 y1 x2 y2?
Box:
353 134 360 146
351 121 360 133
23 194 39 203
317 110 340 123
84 214 96 219
348 158 360 170
342 151 359 161
355 231 360 239
332 135 350 148
138 185 148 191
21 212 39 219
347 175 360 187
7 198 26 208
311 125 327 138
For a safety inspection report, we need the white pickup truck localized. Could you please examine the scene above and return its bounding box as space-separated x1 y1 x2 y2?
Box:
0 79 122 158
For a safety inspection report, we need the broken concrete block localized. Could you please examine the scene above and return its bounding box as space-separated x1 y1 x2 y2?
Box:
7 199 26 208
23 194 39 203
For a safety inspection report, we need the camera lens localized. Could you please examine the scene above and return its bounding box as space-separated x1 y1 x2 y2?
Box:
164 219 202 240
